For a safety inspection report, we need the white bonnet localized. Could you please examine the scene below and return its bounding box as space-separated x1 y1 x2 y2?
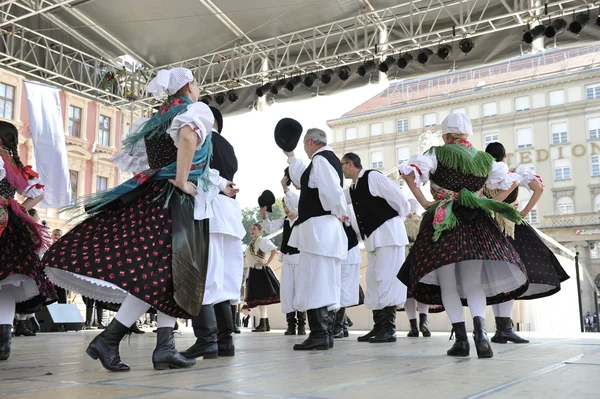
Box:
283 192 299 215
147 67 194 100
441 113 473 136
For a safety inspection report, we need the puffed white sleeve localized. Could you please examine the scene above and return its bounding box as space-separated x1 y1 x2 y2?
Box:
0 156 5 182
262 217 285 234
21 176 45 198
515 164 543 192
398 148 438 187
311 155 348 219
167 102 214 149
259 238 278 254
287 156 306 187
486 161 522 190
111 117 150 174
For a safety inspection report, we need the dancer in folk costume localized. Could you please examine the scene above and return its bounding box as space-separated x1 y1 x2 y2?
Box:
0 121 56 360
484 142 569 344
398 113 527 358
43 67 237 371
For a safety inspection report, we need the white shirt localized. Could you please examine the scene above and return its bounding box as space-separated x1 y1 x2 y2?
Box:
342 205 362 265
345 169 410 251
262 214 299 265
287 146 348 259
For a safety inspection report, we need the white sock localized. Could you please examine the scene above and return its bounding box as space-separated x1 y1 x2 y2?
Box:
437 264 465 324
405 298 417 320
156 311 176 329
26 313 35 318
0 287 16 325
494 300 514 318
115 295 150 327
17 314 27 321
417 301 430 315
258 305 268 319
461 262 487 319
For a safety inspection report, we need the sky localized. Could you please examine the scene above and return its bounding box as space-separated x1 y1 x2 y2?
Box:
221 82 388 209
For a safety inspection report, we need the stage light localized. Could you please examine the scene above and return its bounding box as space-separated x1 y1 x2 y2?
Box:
200 94 212 104
545 18 567 38
437 44 453 60
459 38 474 54
338 66 351 81
304 72 318 87
417 49 434 65
227 89 238 103
378 56 396 73
569 14 590 35
255 83 272 97
215 92 226 105
397 54 413 69
270 79 286 95
523 25 546 43
285 77 302 91
357 60 376 77
320 69 334 84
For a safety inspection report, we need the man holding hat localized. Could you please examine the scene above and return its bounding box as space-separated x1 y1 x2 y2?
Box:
278 121 349 351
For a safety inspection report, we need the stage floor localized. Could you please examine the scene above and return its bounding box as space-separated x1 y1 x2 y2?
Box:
1 327 599 398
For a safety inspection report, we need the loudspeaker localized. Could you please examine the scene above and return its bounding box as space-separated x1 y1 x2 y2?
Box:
35 303 85 332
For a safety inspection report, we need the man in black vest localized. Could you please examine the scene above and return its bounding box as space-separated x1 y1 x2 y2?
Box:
341 152 411 343
285 128 350 351
181 106 245 360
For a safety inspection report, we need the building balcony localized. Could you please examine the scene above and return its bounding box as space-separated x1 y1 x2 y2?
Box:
543 212 600 228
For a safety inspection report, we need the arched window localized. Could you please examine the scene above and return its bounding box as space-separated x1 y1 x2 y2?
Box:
556 197 574 215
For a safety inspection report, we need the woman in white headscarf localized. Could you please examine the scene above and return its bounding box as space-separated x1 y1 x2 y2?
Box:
43 67 237 372
398 113 527 359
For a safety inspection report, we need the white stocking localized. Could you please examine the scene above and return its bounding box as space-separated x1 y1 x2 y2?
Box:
417 301 430 315
17 314 27 321
156 312 176 329
0 287 16 325
493 300 514 318
460 261 487 319
258 305 268 319
405 298 417 320
437 264 464 324
115 294 150 327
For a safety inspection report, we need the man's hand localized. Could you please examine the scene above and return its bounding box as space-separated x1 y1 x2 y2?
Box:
281 176 290 191
169 179 198 196
284 150 294 158
222 181 239 197
338 215 350 223
259 206 268 220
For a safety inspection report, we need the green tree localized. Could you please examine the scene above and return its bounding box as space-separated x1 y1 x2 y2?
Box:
241 198 286 248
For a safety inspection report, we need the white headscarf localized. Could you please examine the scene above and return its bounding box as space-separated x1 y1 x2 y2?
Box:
441 113 473 136
146 67 194 100
284 191 299 215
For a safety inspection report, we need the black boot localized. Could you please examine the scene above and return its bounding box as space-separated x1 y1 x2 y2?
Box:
285 312 297 335
0 325 11 360
491 317 529 344
346 315 354 328
327 311 335 348
86 319 131 372
130 323 145 335
232 305 241 334
333 308 345 339
29 317 40 333
407 319 419 337
252 318 267 332
473 317 493 359
369 307 397 343
14 320 36 337
447 322 470 357
297 311 307 335
214 301 235 357
357 310 382 342
180 305 218 359
342 315 349 337
152 327 196 370
419 313 431 337
293 307 329 350
265 318 271 332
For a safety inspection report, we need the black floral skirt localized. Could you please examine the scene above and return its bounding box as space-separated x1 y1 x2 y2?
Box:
245 266 280 308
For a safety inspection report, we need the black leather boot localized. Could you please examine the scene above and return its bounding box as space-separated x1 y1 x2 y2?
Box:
214 301 235 357
473 316 494 359
327 311 335 348
152 327 196 370
407 319 419 337
297 311 307 335
333 308 345 339
293 307 329 351
357 310 381 342
180 305 218 359
346 315 353 328
29 317 40 333
86 319 131 372
232 305 241 334
0 325 11 360
419 313 431 337
14 320 36 337
265 318 271 332
369 307 397 343
285 312 297 335
447 322 470 357
491 317 529 344
252 318 267 332
342 315 349 337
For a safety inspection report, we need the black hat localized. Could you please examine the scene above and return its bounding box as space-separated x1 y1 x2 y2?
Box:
274 118 302 152
283 167 292 187
258 190 276 212
241 304 249 310
209 106 223 133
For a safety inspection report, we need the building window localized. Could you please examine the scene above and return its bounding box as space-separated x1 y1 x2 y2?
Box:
586 84 600 100
549 90 565 106
67 106 82 138
556 196 574 215
595 194 600 212
550 123 568 144
396 119 409 132
519 200 538 224
516 128 533 148
423 113 437 128
98 115 111 146
69 170 78 204
590 242 599 259
96 176 108 192
515 96 530 112
0 83 15 120
452 108 466 115
370 123 382 136
554 159 571 181
371 150 383 169
592 155 600 177
345 127 357 140
484 134 499 146
589 118 600 140
483 102 497 117
397 146 410 166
